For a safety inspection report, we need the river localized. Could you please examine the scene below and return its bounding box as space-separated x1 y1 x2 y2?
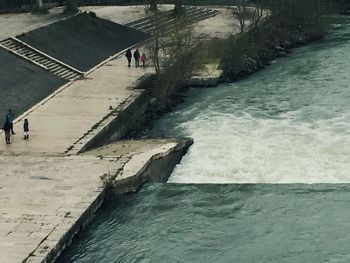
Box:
57 16 350 262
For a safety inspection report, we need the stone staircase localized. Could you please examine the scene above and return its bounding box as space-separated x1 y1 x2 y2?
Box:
126 6 220 35
0 37 84 81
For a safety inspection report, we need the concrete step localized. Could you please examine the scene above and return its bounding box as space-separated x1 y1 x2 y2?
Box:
133 14 170 31
127 6 199 32
63 72 78 80
60 71 75 79
52 67 67 74
127 6 219 35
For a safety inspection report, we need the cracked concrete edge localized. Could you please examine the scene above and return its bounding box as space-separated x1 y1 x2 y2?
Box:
23 186 107 263
112 137 194 195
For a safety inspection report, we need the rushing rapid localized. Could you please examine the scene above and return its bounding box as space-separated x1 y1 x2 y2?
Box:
150 17 350 184
57 17 350 263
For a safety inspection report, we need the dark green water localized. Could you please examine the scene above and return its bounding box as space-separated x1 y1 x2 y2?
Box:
58 184 350 263
58 17 350 263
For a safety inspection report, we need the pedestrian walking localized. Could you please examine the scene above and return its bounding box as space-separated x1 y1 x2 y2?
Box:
125 49 132 67
23 119 29 140
6 109 15 134
2 120 11 144
133 49 140 68
140 53 146 68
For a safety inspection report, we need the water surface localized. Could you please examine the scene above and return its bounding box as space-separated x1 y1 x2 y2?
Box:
58 17 350 263
58 184 350 263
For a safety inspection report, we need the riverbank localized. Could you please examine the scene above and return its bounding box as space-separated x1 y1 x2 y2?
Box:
0 138 192 263
220 29 325 83
125 28 327 139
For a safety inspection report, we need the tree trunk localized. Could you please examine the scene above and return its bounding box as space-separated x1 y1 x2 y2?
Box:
149 0 157 11
174 0 183 16
65 0 78 13
37 0 43 8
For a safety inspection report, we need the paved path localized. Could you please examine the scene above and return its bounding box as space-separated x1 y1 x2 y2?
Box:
0 155 116 263
0 52 153 155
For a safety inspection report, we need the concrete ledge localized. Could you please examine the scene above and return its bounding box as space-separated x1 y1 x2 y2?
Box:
111 137 193 195
25 189 106 263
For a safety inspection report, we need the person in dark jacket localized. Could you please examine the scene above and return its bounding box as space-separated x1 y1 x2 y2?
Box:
6 109 15 134
23 119 29 140
2 121 11 144
133 49 140 68
125 49 132 67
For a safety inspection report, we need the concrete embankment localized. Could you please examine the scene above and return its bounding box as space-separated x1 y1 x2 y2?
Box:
0 5 238 262
0 138 192 263
0 44 194 263
0 51 194 263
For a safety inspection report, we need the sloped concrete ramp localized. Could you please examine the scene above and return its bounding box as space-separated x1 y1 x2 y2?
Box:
0 48 66 122
18 12 150 72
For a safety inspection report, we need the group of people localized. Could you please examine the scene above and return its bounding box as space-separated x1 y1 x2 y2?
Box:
125 48 147 68
2 109 29 144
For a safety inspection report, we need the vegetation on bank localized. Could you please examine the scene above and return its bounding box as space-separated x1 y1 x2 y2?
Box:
144 0 332 106
146 17 203 105
220 0 327 81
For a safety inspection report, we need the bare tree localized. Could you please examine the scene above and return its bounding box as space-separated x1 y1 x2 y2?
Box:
147 15 202 102
231 0 249 34
64 0 78 13
174 0 184 16
149 0 158 11
248 0 264 42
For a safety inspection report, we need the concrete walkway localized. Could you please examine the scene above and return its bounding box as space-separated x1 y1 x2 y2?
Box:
0 139 188 263
0 52 153 155
0 155 114 263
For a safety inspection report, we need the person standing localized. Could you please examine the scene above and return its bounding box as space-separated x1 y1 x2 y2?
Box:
6 109 15 135
140 53 147 68
2 120 11 144
125 49 132 67
133 49 140 68
23 119 29 140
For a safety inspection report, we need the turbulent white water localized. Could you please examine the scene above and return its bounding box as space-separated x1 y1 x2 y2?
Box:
151 18 350 184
